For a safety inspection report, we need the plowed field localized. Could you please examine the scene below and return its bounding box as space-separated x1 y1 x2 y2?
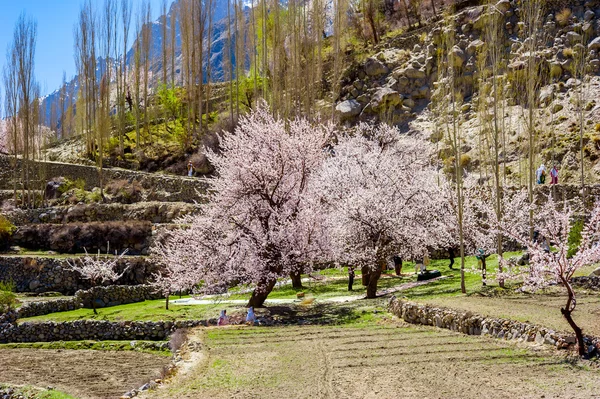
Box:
147 323 600 399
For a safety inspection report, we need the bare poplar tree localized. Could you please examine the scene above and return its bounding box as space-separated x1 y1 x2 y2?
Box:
14 13 38 208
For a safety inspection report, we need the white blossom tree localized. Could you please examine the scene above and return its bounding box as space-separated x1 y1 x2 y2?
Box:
313 124 450 298
67 247 129 314
498 196 600 356
153 104 333 307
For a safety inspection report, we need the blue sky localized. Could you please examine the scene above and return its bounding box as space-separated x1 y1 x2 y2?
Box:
0 0 170 98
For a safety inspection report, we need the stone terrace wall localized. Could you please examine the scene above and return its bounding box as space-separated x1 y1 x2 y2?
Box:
16 285 163 319
571 276 600 290
0 155 208 203
0 256 160 294
5 202 201 225
388 296 600 352
0 318 206 343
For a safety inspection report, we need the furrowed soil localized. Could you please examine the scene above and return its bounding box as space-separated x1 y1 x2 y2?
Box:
0 349 170 398
145 322 600 399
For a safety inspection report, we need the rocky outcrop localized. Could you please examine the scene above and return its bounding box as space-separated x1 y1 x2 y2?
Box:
336 0 600 128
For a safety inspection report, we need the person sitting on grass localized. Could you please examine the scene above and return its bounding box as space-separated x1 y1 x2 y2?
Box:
246 307 256 325
217 309 229 326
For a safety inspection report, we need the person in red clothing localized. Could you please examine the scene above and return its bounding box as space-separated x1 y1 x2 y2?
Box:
550 165 559 185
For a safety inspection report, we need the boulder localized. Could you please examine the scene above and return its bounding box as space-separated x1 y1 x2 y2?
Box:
590 267 600 276
370 88 402 113
551 103 564 114
335 99 362 120
566 31 583 46
364 57 389 77
466 39 485 56
451 46 465 68
584 10 595 21
539 86 555 107
589 37 600 51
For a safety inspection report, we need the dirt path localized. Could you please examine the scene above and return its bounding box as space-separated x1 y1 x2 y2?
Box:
145 323 600 399
0 349 170 398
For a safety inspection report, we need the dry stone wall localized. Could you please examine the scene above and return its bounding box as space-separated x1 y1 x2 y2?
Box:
5 202 200 226
0 256 159 294
0 318 206 343
388 296 600 353
0 155 207 203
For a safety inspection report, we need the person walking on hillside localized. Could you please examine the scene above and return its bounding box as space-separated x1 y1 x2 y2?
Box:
550 165 559 185
536 164 546 184
187 161 194 177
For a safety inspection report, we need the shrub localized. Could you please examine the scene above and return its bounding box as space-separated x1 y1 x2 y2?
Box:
0 215 16 250
0 280 18 313
562 47 574 58
556 8 572 26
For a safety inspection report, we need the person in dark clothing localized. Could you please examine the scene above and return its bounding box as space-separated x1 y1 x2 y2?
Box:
348 267 355 291
393 256 403 276
448 247 455 269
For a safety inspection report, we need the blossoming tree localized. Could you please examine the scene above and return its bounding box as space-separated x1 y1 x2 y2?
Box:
67 247 129 314
313 124 450 298
499 196 600 356
153 105 333 307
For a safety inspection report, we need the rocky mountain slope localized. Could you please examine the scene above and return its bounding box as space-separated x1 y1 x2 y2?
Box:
335 0 600 185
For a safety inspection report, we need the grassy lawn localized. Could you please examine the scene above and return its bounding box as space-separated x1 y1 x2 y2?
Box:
20 298 244 323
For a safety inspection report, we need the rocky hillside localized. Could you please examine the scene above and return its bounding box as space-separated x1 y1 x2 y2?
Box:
335 0 600 185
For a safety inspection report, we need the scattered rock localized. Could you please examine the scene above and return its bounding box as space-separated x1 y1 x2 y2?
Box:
335 100 362 121
365 57 389 77
551 103 564 114
370 88 402 113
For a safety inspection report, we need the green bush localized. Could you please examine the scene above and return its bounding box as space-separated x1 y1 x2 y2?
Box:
0 280 18 313
567 218 583 258
58 178 86 195
0 215 16 249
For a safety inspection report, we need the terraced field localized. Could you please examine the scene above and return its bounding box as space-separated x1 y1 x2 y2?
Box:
0 348 170 398
146 323 600 399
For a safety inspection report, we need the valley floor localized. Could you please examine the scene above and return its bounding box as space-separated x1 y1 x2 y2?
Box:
144 322 600 399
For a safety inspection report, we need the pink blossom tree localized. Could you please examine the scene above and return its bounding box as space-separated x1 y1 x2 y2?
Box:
499 196 600 356
67 247 129 314
456 186 530 285
313 124 450 298
151 230 201 310
153 104 333 307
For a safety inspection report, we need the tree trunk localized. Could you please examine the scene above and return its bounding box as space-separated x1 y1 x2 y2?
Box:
366 263 383 299
561 278 586 356
290 271 303 289
248 278 277 308
165 293 170 310
361 266 370 286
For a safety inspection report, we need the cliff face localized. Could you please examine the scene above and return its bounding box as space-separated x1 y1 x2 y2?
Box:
335 0 600 185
